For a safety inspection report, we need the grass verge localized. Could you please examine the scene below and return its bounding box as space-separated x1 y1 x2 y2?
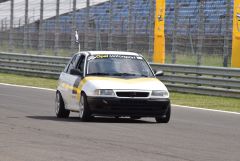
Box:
171 93 240 112
1 45 226 67
0 73 57 89
0 72 239 113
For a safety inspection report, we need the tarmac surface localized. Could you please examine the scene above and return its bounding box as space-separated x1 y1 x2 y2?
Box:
0 84 240 161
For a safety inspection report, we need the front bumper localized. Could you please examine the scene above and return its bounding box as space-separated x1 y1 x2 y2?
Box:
87 97 170 117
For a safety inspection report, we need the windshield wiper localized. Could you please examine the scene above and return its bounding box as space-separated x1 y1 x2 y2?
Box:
86 73 111 76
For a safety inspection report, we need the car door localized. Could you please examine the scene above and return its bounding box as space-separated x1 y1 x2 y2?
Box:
70 54 86 110
58 54 78 109
61 54 80 110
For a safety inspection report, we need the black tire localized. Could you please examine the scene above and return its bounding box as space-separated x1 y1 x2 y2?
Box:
155 104 171 123
55 92 70 118
79 93 91 122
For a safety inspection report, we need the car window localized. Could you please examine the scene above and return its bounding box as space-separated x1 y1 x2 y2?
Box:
76 55 86 72
87 55 154 77
66 55 78 74
63 61 70 73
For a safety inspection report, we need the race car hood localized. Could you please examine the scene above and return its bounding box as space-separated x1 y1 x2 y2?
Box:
83 76 168 91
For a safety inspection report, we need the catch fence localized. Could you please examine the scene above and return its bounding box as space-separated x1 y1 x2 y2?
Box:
0 0 234 66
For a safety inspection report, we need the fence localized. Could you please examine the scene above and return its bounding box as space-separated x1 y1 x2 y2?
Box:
0 0 234 67
1 52 240 98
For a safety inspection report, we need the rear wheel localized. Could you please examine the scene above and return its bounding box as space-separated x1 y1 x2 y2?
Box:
79 93 91 122
155 104 171 123
55 92 70 118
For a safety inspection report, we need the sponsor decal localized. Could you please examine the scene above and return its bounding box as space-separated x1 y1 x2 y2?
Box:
88 54 142 60
108 55 138 59
96 55 108 59
72 77 81 94
158 8 164 22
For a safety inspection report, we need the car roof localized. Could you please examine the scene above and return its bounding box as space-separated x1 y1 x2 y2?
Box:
86 51 140 56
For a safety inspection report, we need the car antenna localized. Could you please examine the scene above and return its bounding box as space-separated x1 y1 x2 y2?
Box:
75 30 81 52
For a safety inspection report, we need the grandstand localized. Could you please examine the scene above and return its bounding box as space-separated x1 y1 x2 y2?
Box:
39 0 152 34
41 0 234 55
32 0 233 35
165 0 233 35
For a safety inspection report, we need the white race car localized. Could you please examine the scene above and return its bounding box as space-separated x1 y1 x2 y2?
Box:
56 51 171 123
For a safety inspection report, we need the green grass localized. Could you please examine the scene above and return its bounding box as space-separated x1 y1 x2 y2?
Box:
165 54 224 67
0 42 74 57
171 93 240 112
0 73 57 89
0 72 239 113
1 42 226 67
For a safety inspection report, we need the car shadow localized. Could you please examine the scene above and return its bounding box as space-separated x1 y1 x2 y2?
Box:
26 116 156 124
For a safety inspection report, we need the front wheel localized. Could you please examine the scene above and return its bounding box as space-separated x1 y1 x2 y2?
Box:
155 104 171 123
79 93 91 122
55 92 70 118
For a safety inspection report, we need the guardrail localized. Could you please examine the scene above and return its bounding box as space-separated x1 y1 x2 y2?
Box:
1 52 240 98
150 64 240 98
0 52 68 78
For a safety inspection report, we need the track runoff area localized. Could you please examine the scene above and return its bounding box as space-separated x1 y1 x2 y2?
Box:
1 82 239 115
0 83 239 161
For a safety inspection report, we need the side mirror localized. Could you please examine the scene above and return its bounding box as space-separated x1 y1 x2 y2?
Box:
70 69 83 76
155 71 164 77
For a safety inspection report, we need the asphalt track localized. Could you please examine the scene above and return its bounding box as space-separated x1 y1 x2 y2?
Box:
0 84 240 161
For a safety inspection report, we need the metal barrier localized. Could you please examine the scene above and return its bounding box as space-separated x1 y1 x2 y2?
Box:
0 52 68 78
150 64 240 98
1 52 240 98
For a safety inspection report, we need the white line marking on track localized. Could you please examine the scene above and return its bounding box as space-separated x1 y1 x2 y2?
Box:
0 83 239 115
172 104 240 115
0 83 56 92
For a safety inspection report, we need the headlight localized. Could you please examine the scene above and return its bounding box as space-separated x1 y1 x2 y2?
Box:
151 90 169 98
94 89 115 96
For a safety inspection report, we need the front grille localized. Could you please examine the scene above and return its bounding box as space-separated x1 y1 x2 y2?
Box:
116 92 149 98
110 99 161 111
119 99 147 105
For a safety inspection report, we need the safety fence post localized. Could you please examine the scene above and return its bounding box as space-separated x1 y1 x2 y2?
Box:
54 0 60 56
8 0 14 52
38 0 44 55
232 0 240 67
84 0 90 50
153 0 166 63
127 0 134 51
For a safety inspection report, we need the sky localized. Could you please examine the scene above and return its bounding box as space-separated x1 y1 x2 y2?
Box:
0 0 108 27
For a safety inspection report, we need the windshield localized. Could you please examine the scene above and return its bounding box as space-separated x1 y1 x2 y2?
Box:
86 54 154 77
